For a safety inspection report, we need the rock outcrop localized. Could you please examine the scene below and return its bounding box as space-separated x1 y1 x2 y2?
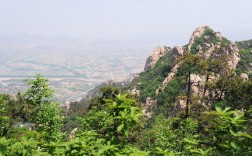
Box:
226 43 240 69
172 46 185 64
69 128 78 139
162 64 179 90
131 86 140 96
188 26 209 50
161 46 185 91
189 26 240 70
240 73 249 80
144 46 171 71
162 26 210 91
189 74 206 97
142 97 156 118
215 32 222 40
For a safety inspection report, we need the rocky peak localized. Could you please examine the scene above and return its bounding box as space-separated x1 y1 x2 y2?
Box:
189 26 210 46
142 97 156 118
187 26 240 70
172 46 185 64
160 27 241 103
144 46 171 71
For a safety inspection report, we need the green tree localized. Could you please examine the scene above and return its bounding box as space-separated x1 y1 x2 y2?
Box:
23 74 54 106
200 57 228 106
80 94 143 145
22 74 55 125
224 77 252 110
105 94 143 144
88 85 120 111
0 95 10 136
35 102 63 141
204 107 252 155
177 53 204 118
8 92 33 124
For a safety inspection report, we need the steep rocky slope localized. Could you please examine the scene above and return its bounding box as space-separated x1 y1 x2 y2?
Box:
130 26 251 117
144 46 171 71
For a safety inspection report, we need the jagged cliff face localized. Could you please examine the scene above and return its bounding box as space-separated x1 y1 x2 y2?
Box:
136 26 251 117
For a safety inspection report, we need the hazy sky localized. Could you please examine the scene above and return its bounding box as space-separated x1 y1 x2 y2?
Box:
0 0 251 45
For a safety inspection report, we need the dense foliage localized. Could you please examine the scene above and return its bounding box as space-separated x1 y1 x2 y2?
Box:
130 51 173 102
236 39 252 49
235 48 252 78
1 67 251 156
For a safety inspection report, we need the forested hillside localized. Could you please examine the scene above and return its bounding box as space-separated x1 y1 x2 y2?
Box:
0 26 252 155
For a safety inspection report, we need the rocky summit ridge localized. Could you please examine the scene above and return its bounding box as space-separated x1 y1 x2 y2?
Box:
144 26 240 72
136 26 251 117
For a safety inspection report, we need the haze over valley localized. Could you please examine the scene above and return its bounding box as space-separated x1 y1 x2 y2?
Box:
0 35 151 102
1 0 251 103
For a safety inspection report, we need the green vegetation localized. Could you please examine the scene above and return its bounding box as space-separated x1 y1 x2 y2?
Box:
130 51 173 102
1 29 252 155
235 39 252 78
235 48 252 78
0 95 10 136
0 75 148 155
236 39 252 49
155 79 182 116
